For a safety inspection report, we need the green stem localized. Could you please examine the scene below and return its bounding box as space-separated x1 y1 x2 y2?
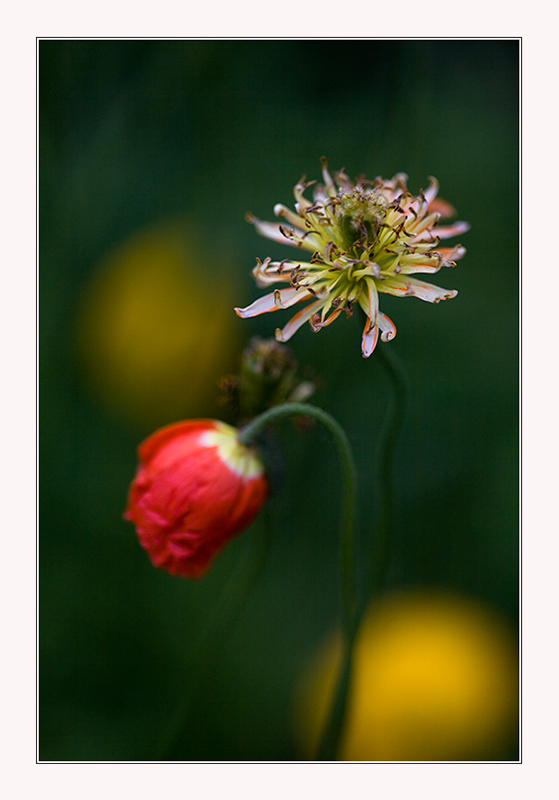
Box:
369 346 408 598
239 402 360 760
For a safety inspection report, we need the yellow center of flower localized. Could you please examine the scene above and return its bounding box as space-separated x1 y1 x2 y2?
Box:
201 422 264 478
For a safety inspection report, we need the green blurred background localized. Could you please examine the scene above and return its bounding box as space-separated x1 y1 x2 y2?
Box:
39 39 519 762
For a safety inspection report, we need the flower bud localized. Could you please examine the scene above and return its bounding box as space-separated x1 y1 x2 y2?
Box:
124 419 268 578
229 337 315 422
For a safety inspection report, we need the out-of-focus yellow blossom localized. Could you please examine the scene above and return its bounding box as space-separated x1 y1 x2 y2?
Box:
78 219 240 427
297 590 518 761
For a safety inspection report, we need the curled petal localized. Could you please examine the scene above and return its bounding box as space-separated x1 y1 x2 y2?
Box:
235 287 312 318
423 176 439 205
273 287 316 309
381 173 408 202
253 271 291 287
361 318 379 357
377 312 397 342
252 258 307 286
275 299 326 342
294 179 314 211
311 306 343 331
273 203 307 229
320 156 337 198
435 244 467 262
333 168 353 191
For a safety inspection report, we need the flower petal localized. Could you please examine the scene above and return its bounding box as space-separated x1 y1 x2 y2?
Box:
361 318 379 357
274 287 316 309
434 244 467 262
423 176 439 205
252 258 308 287
294 179 314 211
398 262 443 275
275 299 326 342
407 211 440 237
312 306 343 330
377 312 397 342
357 277 380 326
428 196 456 219
320 157 337 199
273 203 307 230
377 276 457 303
247 213 319 249
397 252 446 274
413 220 470 242
235 287 312 318
433 220 471 239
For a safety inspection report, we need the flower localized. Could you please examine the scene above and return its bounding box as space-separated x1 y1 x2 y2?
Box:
297 591 518 761
235 159 469 357
220 336 316 422
78 219 240 427
124 419 268 578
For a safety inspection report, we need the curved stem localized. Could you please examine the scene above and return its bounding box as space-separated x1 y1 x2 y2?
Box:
239 402 360 760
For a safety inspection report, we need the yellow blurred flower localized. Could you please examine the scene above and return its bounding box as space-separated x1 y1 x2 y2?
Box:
78 219 241 427
297 590 518 761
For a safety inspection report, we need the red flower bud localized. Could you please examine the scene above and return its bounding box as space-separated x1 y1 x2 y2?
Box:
124 419 268 578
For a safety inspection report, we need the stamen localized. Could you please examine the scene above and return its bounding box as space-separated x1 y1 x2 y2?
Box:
279 224 294 240
323 241 337 262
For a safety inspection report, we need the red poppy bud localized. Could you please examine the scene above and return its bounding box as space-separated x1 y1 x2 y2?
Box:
124 419 268 578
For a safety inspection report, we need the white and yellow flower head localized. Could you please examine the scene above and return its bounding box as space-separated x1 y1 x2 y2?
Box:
235 159 469 357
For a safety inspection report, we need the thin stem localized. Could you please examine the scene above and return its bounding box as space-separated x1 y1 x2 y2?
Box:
239 402 360 760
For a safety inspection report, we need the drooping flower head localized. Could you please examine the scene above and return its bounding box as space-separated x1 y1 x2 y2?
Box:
124 419 268 578
235 159 469 357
